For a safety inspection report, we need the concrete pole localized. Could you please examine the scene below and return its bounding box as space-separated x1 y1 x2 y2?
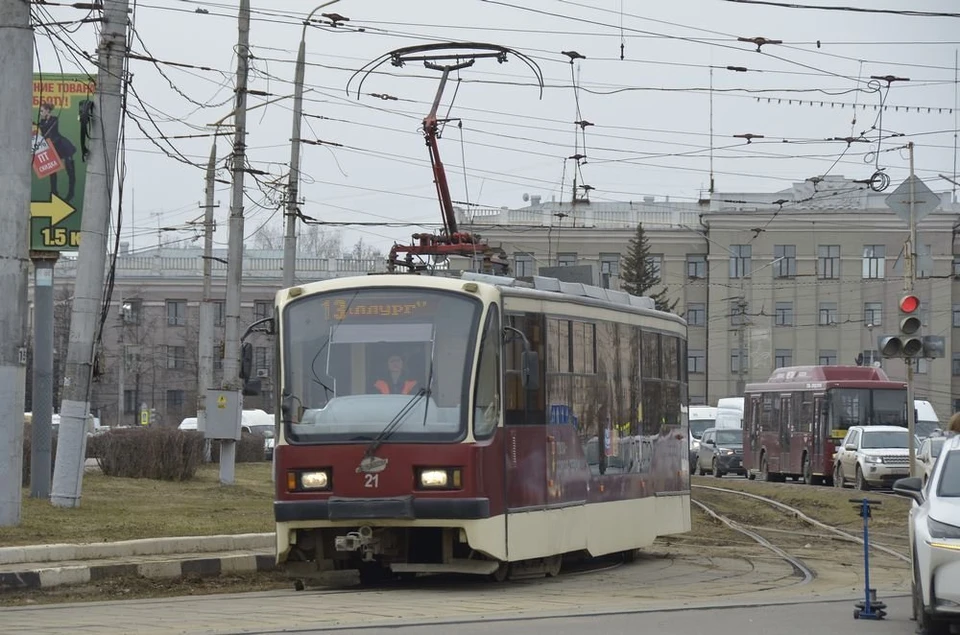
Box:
31 256 58 499
0 0 35 526
51 0 128 508
220 0 251 485
906 141 917 478
198 143 217 434
117 294 124 427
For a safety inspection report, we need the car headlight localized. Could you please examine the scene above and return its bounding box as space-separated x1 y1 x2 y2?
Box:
417 468 461 489
863 455 883 464
720 448 734 456
928 517 960 540
287 469 331 491
691 440 701 451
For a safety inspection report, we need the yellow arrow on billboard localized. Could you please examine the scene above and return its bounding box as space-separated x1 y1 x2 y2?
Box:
30 195 75 226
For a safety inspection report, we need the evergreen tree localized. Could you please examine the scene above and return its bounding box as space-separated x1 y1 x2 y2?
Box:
619 222 678 313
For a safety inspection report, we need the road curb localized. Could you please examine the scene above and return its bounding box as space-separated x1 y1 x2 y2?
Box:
0 533 275 566
0 553 277 591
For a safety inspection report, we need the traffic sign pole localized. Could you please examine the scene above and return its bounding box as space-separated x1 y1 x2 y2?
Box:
906 142 917 479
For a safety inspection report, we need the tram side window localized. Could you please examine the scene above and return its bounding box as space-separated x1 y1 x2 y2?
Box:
661 335 681 426
662 335 679 381
474 307 501 439
641 331 661 379
504 313 546 425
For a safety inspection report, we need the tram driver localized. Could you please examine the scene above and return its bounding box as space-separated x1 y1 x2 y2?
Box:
370 353 420 395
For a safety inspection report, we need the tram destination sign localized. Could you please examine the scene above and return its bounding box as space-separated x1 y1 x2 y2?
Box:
29 73 96 252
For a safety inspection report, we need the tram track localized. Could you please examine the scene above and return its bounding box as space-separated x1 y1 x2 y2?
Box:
692 484 910 564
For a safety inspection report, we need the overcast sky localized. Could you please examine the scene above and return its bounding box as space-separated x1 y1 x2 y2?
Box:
32 0 960 256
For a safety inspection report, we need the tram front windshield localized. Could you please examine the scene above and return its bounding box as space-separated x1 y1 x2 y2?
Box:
281 288 481 443
828 388 907 431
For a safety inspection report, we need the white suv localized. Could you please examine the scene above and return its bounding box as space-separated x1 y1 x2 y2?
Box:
893 435 960 634
833 425 912 490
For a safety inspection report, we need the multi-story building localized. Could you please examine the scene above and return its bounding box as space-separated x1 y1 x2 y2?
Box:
459 176 960 419
31 245 384 428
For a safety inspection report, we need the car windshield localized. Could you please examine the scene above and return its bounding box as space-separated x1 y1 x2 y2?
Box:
690 420 714 439
930 438 945 458
937 451 960 497
860 429 909 449
715 430 742 446
915 421 940 439
247 424 273 438
281 287 481 443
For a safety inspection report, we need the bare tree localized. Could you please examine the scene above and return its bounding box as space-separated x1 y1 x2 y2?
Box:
250 221 342 257
349 237 384 260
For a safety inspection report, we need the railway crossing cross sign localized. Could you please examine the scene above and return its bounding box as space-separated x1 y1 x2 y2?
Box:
885 175 940 224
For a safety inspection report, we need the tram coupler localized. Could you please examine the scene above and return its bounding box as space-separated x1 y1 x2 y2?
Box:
334 526 379 562
850 498 887 620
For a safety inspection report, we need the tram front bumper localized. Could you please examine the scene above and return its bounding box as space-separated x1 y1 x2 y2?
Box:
275 496 491 522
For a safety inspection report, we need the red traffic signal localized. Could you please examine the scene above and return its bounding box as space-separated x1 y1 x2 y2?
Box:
899 294 920 313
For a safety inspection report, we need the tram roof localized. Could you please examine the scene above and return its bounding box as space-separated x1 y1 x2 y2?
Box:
745 365 906 392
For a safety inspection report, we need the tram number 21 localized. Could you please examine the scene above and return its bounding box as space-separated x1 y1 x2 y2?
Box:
363 474 379 489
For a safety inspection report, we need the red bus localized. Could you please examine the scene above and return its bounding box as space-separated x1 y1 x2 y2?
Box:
742 365 907 485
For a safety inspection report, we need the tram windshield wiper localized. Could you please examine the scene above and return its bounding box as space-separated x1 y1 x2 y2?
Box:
362 387 431 458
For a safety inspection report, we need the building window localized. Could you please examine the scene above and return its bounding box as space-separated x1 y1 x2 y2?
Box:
774 349 793 368
911 358 929 374
166 345 186 370
730 244 751 279
166 300 187 326
166 389 185 410
862 245 885 279
254 300 272 321
920 301 930 327
774 301 793 326
731 350 748 373
254 346 269 375
861 350 880 367
556 252 577 267
688 349 705 374
863 302 882 326
818 302 838 326
774 245 796 278
818 245 840 279
730 300 746 326
646 254 663 282
599 253 620 276
515 253 534 277
689 395 706 405
123 389 137 415
952 353 960 376
214 300 225 327
686 254 706 279
918 244 933 279
818 349 837 365
685 303 705 327
953 257 960 278
214 340 224 371
954 399 960 413
120 299 141 325
953 304 960 328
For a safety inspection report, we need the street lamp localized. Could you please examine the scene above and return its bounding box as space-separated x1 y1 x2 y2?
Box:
283 0 347 289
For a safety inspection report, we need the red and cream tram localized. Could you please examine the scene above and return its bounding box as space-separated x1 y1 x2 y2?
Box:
259 272 690 583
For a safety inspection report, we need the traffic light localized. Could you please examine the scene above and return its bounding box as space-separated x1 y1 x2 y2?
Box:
878 294 922 358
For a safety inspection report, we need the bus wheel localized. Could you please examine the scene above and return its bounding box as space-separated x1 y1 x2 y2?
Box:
747 471 756 480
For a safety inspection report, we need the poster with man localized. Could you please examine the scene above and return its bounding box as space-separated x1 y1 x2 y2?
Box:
30 73 96 252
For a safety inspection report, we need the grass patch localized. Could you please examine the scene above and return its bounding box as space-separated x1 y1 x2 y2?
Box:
0 463 274 547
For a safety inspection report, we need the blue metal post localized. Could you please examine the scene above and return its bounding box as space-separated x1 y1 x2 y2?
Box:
852 497 886 620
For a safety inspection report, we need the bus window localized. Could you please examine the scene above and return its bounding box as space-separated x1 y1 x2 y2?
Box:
760 393 774 431
798 392 813 433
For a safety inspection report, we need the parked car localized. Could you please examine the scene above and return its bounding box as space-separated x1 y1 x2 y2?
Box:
833 425 915 490
695 427 745 477
688 406 717 472
892 435 960 634
915 436 947 485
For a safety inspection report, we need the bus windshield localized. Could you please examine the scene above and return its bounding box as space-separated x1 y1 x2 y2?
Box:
281 288 481 443
690 420 714 439
829 388 907 431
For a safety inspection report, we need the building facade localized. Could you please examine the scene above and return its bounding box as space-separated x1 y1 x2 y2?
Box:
32 245 384 428
459 177 960 421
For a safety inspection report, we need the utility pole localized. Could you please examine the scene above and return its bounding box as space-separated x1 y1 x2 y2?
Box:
220 0 251 485
51 0 128 508
117 295 125 428
906 141 917 478
0 0 34 525
735 295 748 396
31 253 58 500
197 142 216 450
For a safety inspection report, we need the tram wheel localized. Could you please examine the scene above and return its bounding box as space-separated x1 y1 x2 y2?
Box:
490 561 510 582
293 579 306 592
545 555 562 577
357 563 389 586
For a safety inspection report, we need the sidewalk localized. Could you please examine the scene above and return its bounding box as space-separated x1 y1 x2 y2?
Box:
0 533 275 591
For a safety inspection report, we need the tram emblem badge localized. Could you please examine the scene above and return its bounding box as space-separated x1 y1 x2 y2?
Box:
357 455 389 474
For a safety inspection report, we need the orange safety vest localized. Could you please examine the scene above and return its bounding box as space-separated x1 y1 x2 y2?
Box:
374 379 418 395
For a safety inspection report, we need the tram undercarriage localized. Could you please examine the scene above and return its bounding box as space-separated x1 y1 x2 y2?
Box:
281 525 563 586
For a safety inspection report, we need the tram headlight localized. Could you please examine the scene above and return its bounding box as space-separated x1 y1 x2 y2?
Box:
289 469 331 491
417 468 462 489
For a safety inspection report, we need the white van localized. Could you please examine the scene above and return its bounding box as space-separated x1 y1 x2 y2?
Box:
715 397 744 429
914 399 940 439
688 406 718 471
